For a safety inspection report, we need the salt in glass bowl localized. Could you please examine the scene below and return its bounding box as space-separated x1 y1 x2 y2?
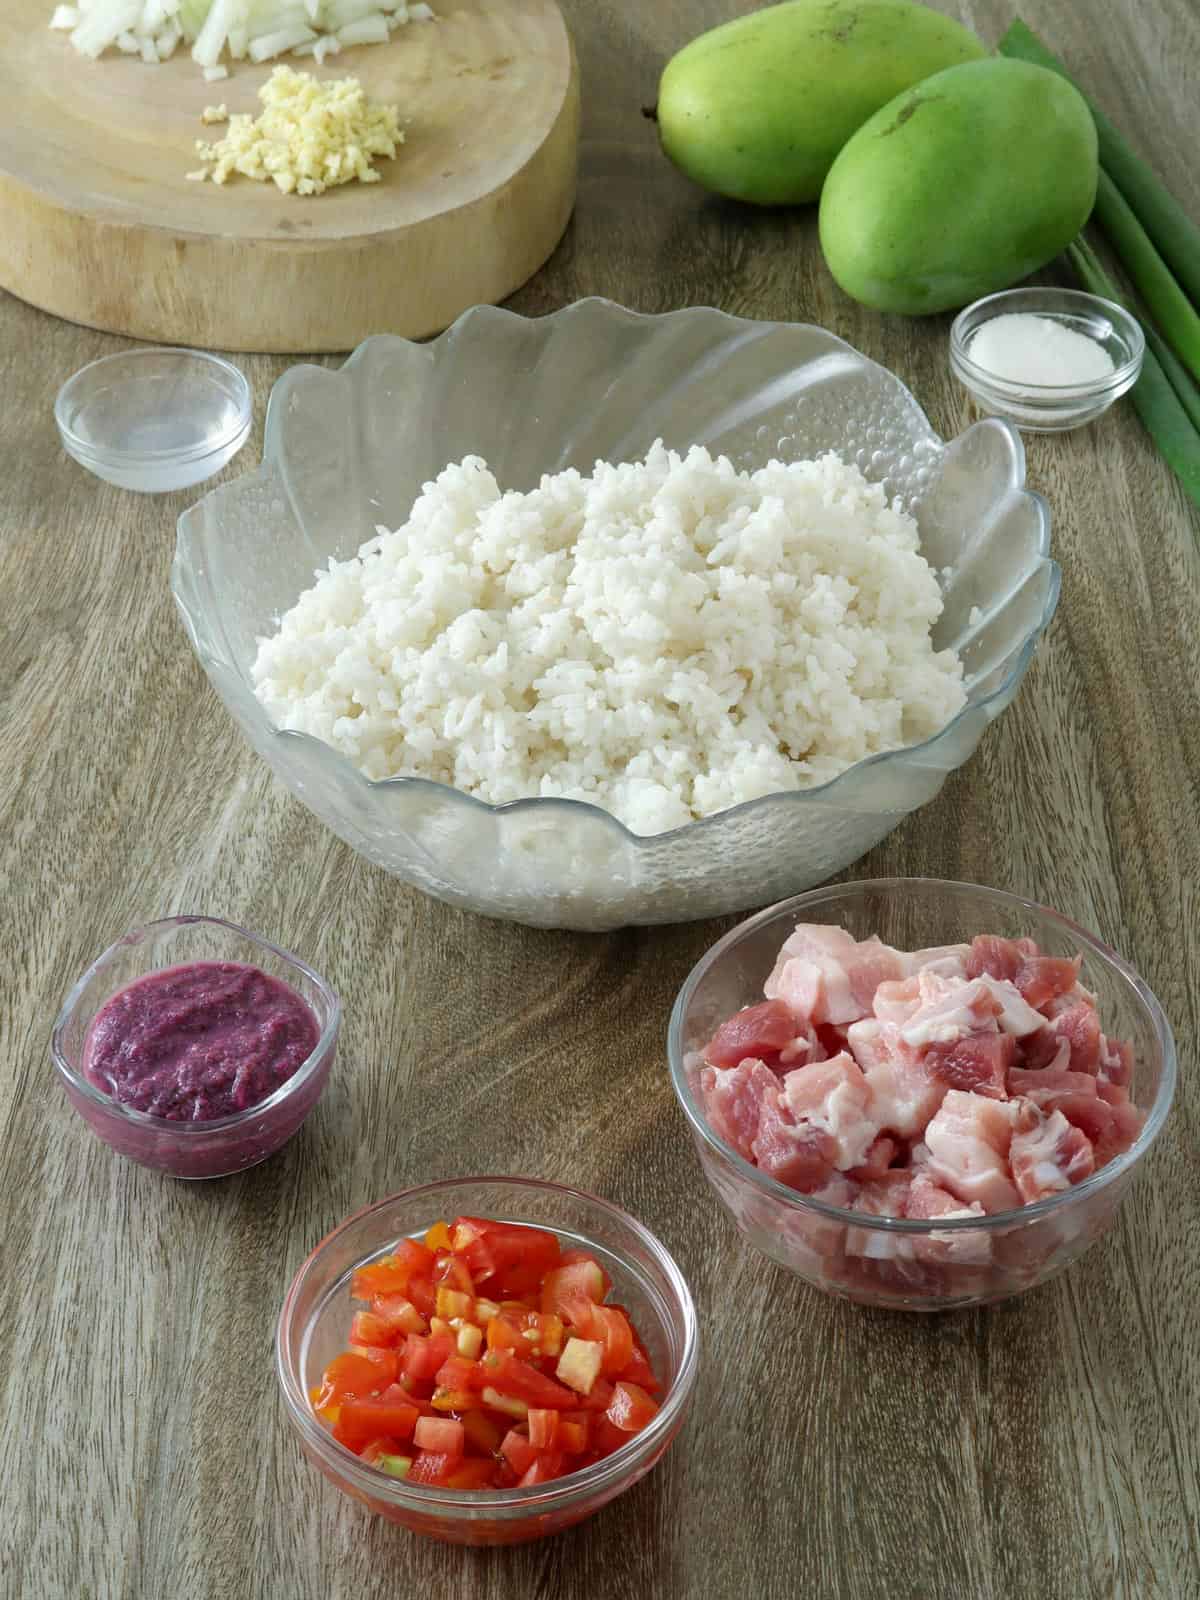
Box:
56 347 252 492
950 287 1145 433
174 299 1059 930
51 914 340 1179
668 877 1175 1312
276 1177 699 1545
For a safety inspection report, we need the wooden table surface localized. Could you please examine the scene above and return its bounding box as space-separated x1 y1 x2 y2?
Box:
2 2 1197 1597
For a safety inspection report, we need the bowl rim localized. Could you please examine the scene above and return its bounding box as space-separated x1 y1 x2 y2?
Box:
275 1175 700 1516
55 346 253 466
173 297 1060 846
949 287 1146 399
667 876 1176 1233
50 913 342 1135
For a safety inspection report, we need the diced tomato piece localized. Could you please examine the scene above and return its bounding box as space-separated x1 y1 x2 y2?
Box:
405 1276 437 1318
574 1377 615 1414
527 1408 560 1450
461 1408 504 1456
481 1386 529 1420
407 1451 455 1486
351 1238 434 1302
434 1355 479 1392
485 1311 525 1355
590 1415 631 1459
413 1416 465 1457
616 1344 661 1394
361 1440 413 1476
477 1350 576 1408
517 1451 565 1487
541 1259 607 1323
401 1330 456 1387
499 1429 539 1477
433 1252 475 1295
355 1346 400 1385
606 1381 659 1434
444 1457 499 1489
524 1310 564 1358
585 1305 634 1376
558 1416 588 1454
706 998 797 1068
424 1220 452 1252
370 1294 426 1338
315 1352 387 1410
349 1310 397 1348
334 1397 419 1450
450 1218 561 1295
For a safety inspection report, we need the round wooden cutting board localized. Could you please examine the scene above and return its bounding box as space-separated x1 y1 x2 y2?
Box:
0 1 579 352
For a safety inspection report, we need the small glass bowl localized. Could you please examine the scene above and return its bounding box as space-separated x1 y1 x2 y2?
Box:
668 878 1175 1312
950 287 1144 433
51 915 340 1180
55 347 252 492
276 1177 699 1545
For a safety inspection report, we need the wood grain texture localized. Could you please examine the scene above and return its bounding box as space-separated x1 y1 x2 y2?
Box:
0 0 579 351
2 1 1198 1596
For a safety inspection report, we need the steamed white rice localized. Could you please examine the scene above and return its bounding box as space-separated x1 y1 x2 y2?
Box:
251 442 966 835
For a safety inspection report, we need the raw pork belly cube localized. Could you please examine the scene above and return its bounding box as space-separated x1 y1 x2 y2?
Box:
765 924 907 1026
1024 1001 1103 1073
1009 1103 1095 1203
699 1060 781 1163
923 1090 1021 1213
704 998 798 1068
781 1051 878 1171
848 1018 948 1139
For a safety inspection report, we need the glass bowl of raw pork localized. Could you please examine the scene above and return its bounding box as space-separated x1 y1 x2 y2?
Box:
669 878 1175 1311
174 299 1057 931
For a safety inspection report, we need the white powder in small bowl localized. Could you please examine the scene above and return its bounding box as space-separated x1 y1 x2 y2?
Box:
967 313 1116 387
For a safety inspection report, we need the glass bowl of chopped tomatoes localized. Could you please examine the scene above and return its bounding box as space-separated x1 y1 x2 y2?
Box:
669 879 1176 1312
276 1177 699 1544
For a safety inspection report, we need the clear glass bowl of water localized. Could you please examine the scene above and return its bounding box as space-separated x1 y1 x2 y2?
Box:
56 347 252 492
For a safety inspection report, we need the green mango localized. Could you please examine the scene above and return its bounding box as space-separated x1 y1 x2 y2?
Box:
818 58 1099 313
655 0 986 206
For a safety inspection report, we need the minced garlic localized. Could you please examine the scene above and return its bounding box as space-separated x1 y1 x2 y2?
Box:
193 65 403 196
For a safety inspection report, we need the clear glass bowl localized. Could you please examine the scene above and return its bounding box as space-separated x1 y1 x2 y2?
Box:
668 879 1175 1312
51 915 340 1180
276 1177 699 1545
950 287 1145 433
174 299 1058 930
56 347 252 492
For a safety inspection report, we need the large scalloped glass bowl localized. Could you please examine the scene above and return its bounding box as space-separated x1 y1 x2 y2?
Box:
173 300 1058 932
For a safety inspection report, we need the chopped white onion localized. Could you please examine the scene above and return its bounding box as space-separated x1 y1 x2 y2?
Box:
248 21 315 58
336 12 387 45
203 60 228 77
49 5 80 29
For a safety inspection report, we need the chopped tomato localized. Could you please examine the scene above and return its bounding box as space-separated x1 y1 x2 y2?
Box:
451 1217 561 1295
584 1305 634 1376
527 1408 560 1450
541 1258 607 1323
351 1238 433 1301
315 1352 387 1410
461 1408 504 1456
406 1276 437 1319
334 1397 419 1450
313 1216 665 1493
349 1310 397 1348
485 1311 525 1355
401 1330 456 1386
499 1429 540 1476
558 1415 589 1454
407 1451 455 1486
354 1346 400 1385
517 1451 565 1487
433 1252 475 1295
414 1416 465 1457
606 1381 659 1433
424 1220 452 1252
444 1458 498 1490
478 1350 575 1409
370 1294 425 1339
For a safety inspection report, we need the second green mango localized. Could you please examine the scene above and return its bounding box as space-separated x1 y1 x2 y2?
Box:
656 0 986 206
